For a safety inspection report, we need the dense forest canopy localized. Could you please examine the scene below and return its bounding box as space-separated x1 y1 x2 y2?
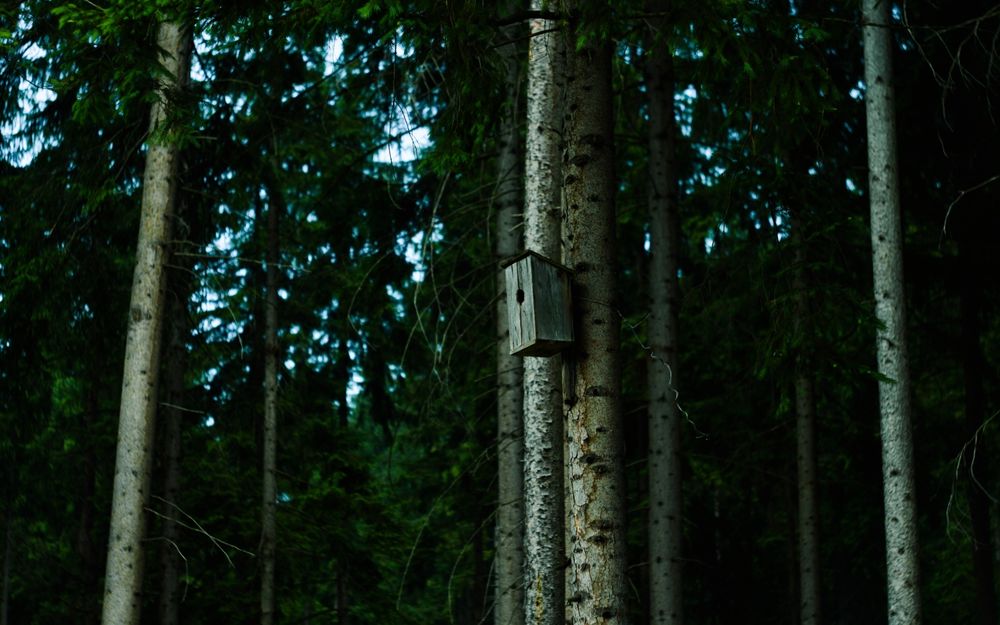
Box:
2 1 1000 624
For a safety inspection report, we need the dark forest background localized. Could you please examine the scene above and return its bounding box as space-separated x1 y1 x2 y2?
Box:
2 1 1000 624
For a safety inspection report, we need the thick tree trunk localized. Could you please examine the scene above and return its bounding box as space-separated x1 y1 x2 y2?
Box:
261 184 281 625
100 20 190 625
495 7 525 625
959 236 996 625
523 4 565 625
158 274 189 625
562 8 627 624
792 213 821 625
644 9 683 625
861 3 922 624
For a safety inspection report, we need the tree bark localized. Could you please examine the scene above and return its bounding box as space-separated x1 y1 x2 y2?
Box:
495 6 525 625
562 7 627 624
523 3 566 625
261 182 281 625
644 8 683 625
100 19 190 625
791 211 821 625
79 380 100 625
958 235 996 625
158 267 189 625
337 563 349 625
861 2 922 624
1 516 9 625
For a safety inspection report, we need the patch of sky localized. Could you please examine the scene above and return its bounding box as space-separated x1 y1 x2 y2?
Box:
399 230 428 282
284 359 296 370
675 85 698 138
845 178 857 193
203 367 219 386
704 230 715 254
375 122 429 164
203 416 216 427
2 22 59 167
643 230 651 252
289 325 300 335
278 288 289 300
191 34 212 83
849 80 865 101
346 368 364 409
324 36 344 77
388 362 406 381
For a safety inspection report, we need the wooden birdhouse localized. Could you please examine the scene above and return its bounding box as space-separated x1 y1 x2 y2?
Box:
503 251 573 357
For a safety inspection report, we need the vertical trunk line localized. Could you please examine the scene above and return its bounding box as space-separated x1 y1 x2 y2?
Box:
524 3 566 625
261 181 281 625
959 235 996 625
495 5 525 625
562 5 627 623
645 5 684 624
792 210 821 625
1 517 10 625
158 249 190 625
862 2 922 624
100 19 191 625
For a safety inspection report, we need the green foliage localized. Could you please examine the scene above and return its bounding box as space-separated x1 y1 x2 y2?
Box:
3 0 1000 624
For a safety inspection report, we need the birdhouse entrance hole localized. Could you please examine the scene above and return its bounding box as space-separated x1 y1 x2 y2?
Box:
502 251 573 357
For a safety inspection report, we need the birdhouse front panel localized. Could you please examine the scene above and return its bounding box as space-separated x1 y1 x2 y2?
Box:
504 251 573 357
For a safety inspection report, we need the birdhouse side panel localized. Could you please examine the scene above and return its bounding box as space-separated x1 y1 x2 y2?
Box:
528 256 572 345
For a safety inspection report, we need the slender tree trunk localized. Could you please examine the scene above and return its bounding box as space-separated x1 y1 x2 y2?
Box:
523 3 566 625
337 563 349 625
79 381 99 625
645 8 683 625
562 7 627 624
1 517 9 625
336 340 352 429
791 212 821 625
959 235 996 625
861 3 922 624
495 7 525 625
158 269 189 625
100 20 190 625
261 184 281 625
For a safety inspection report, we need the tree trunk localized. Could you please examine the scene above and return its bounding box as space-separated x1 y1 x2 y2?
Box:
959 235 996 625
158 268 189 625
495 6 525 625
1 516 9 625
337 563 349 625
100 20 190 625
336 340 352 429
644 8 683 625
523 4 565 625
861 2 922 624
792 211 821 625
79 380 100 625
261 183 281 625
562 8 627 624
